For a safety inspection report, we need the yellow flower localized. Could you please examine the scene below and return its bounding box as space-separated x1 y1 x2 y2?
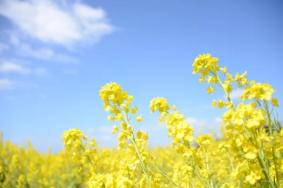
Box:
223 103 265 129
1 54 282 188
271 97 279 107
196 134 214 146
235 72 248 87
62 129 86 151
223 80 232 93
207 76 218 83
150 97 170 112
212 99 226 108
112 126 119 134
99 82 131 111
206 86 215 94
130 107 138 114
243 145 258 160
192 53 219 77
242 82 274 101
220 67 227 74
245 171 261 185
136 115 143 122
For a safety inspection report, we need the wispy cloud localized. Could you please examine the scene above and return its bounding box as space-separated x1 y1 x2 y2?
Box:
0 59 48 77
0 0 113 47
0 78 13 90
187 117 222 138
0 60 31 75
0 0 114 91
85 126 115 147
230 88 244 99
9 36 78 63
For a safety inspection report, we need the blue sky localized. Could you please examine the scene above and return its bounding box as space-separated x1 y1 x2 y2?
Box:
0 0 282 151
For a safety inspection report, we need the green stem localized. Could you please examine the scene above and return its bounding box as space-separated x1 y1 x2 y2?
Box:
120 108 151 186
257 142 276 188
272 147 280 188
129 137 150 178
149 163 180 188
264 100 273 134
263 100 280 187
211 71 233 109
204 148 214 188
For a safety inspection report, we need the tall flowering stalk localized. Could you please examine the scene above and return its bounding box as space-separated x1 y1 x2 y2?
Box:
0 53 282 188
193 53 281 187
99 82 152 186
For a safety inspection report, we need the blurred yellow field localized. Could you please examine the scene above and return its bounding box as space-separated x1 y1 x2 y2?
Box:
0 54 282 188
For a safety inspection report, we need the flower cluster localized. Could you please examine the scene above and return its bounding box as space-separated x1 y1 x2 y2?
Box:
99 82 153 186
242 82 274 101
0 54 282 188
150 100 194 155
63 128 86 152
192 53 220 79
150 97 170 113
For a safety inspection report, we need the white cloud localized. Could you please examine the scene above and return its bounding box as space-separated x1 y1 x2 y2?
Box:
187 117 207 127
0 60 31 75
85 126 116 147
186 117 222 138
0 0 113 47
230 88 244 99
0 59 48 76
215 117 222 124
85 125 167 147
0 0 114 91
0 78 13 90
9 35 78 63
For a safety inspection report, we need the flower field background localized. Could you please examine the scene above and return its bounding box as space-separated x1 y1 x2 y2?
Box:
0 54 282 188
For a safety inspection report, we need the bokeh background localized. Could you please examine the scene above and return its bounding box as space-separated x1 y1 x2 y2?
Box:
0 0 282 151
